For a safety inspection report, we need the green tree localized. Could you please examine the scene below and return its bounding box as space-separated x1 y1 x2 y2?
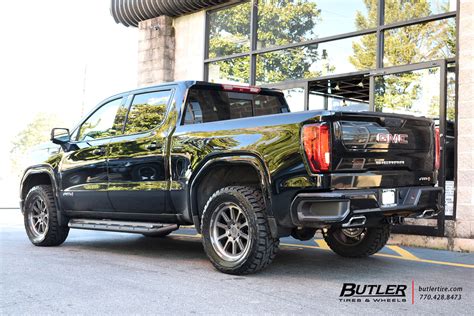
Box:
10 112 64 174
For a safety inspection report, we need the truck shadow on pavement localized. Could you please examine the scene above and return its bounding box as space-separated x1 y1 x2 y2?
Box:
62 232 431 279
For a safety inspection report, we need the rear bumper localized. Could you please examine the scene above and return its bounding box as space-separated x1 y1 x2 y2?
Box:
290 186 443 227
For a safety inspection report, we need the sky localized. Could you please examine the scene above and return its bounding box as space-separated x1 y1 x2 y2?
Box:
0 0 138 176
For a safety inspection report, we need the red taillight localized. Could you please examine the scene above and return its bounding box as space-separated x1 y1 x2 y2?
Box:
221 84 261 94
434 127 440 170
302 123 331 173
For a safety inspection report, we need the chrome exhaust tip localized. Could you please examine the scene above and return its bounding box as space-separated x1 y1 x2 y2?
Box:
417 209 437 219
342 215 367 228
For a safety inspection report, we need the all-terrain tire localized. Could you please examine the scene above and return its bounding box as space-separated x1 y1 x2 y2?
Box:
201 186 279 275
24 185 69 246
323 224 390 257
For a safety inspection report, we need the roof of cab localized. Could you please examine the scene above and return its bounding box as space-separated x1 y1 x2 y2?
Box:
109 80 282 99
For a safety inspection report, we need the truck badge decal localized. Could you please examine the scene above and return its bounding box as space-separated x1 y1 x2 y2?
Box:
376 133 408 144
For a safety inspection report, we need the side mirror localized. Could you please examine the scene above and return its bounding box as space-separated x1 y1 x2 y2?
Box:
51 128 71 145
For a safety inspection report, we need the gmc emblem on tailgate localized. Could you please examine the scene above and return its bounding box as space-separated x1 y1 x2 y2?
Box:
376 133 408 144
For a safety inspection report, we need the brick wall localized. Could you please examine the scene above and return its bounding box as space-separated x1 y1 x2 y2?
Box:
455 0 474 240
137 16 175 87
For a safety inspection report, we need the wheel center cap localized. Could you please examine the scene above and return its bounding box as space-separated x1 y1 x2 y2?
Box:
230 226 239 238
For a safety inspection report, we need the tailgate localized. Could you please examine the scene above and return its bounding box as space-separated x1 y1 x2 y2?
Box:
331 112 435 174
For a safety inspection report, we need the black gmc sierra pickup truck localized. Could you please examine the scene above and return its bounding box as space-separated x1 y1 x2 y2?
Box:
20 81 442 274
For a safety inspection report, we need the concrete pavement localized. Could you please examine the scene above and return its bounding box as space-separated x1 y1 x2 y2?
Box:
1 208 473 315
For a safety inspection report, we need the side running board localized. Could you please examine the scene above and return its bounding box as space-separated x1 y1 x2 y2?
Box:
68 219 179 235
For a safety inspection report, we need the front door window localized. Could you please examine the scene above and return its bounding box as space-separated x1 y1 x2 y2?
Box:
77 98 126 141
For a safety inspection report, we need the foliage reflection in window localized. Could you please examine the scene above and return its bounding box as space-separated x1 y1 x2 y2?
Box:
383 18 456 67
384 0 456 25
208 56 250 84
257 0 374 49
77 98 125 141
375 67 441 118
208 2 251 58
124 91 171 135
257 34 376 84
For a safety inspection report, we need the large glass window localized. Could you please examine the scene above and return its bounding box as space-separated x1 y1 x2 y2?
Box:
256 34 376 84
384 0 456 25
208 56 250 84
257 0 376 49
374 67 441 118
204 1 457 110
124 91 171 135
383 18 456 67
208 2 251 58
77 98 126 141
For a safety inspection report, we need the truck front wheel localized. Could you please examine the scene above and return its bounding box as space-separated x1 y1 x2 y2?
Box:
323 223 390 257
201 186 279 275
24 185 69 246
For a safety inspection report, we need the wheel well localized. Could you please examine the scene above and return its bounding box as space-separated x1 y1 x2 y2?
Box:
193 164 262 218
21 173 52 200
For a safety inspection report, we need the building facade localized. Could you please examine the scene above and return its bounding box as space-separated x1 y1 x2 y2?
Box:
111 0 473 250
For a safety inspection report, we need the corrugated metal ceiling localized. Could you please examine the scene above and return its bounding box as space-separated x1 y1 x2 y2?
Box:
111 0 232 27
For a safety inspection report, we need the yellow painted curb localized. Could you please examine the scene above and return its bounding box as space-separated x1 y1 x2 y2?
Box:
314 239 330 250
387 245 419 260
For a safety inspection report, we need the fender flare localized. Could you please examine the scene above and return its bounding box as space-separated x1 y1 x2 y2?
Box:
20 165 67 226
188 154 278 237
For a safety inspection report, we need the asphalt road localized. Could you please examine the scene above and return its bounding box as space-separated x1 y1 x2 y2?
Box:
1 208 473 315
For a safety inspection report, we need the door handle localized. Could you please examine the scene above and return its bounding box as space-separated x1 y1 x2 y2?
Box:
146 142 161 151
92 147 106 156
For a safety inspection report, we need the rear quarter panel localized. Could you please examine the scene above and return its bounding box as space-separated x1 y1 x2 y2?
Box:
169 111 325 219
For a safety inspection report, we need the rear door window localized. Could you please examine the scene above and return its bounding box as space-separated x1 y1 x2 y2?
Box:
124 90 172 135
183 88 287 125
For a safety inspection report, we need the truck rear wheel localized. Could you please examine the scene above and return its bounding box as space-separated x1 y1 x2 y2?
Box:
201 186 279 275
24 185 69 246
323 223 390 257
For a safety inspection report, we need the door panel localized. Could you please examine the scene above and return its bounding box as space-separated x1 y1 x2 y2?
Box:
59 139 111 211
107 133 167 213
107 90 172 214
59 97 127 212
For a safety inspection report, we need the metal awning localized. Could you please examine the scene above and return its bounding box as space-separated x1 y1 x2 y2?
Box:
111 0 231 27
